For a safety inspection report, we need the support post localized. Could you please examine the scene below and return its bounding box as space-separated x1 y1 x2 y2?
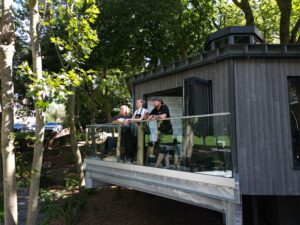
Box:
91 126 96 154
225 202 243 225
137 125 144 165
116 125 121 160
85 171 93 188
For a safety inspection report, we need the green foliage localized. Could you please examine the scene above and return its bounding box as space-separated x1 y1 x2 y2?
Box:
61 193 87 225
15 0 100 115
40 188 95 225
92 0 214 70
14 132 35 187
77 68 131 124
253 0 280 43
215 0 300 44
77 0 215 124
40 189 62 225
13 0 300 126
213 0 245 28
17 62 79 111
45 0 99 71
64 174 79 190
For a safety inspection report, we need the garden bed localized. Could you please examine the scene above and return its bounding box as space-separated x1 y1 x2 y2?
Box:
50 186 223 225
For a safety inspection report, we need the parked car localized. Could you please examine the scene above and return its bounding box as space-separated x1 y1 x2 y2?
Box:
28 124 36 132
13 123 27 132
45 122 63 132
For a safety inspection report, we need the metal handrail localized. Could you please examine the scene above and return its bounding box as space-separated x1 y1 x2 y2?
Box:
87 112 230 128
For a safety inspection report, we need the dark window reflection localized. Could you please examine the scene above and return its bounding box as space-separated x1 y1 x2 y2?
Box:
214 37 229 49
288 77 300 168
234 35 250 44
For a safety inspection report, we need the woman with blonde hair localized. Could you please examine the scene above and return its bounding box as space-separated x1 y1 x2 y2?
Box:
131 99 148 121
113 105 133 162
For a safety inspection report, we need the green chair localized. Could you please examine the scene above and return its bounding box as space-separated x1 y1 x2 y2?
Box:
194 136 204 145
160 135 174 144
217 136 231 148
205 136 217 146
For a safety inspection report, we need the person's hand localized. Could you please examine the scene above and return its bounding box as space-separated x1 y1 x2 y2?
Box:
147 115 153 121
124 119 129 125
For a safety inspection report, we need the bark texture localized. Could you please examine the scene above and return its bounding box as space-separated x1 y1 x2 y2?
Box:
232 0 255 26
290 17 300 44
68 86 85 186
276 0 292 44
26 1 45 224
0 0 18 224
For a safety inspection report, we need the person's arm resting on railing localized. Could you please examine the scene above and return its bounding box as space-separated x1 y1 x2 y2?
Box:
147 104 169 121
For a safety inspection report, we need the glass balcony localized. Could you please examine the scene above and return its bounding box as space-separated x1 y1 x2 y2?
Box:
85 113 232 178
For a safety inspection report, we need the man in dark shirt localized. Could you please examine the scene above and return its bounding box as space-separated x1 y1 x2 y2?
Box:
148 97 173 167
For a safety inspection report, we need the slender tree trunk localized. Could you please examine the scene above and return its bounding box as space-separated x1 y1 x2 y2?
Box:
232 0 255 26
0 0 18 224
276 0 292 44
68 86 85 187
0 97 2 193
75 96 84 134
26 1 45 225
102 69 112 122
290 17 300 44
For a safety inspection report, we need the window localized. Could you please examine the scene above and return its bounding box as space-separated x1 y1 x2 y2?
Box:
234 35 250 44
253 36 262 44
214 37 229 49
288 77 300 168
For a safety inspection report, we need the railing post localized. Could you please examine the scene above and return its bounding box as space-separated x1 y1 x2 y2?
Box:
91 126 96 155
116 125 121 160
85 127 89 154
225 202 243 225
137 124 144 165
85 171 93 188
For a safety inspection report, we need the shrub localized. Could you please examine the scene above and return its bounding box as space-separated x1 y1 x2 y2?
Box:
39 189 62 225
40 188 95 225
64 174 80 190
61 195 86 225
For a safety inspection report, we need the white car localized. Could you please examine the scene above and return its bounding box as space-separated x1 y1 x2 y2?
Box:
45 122 63 132
28 124 36 132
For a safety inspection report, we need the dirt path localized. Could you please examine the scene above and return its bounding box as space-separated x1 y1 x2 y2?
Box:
75 187 223 225
17 189 44 225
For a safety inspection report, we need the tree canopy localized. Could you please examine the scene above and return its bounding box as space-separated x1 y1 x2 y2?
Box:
9 0 300 126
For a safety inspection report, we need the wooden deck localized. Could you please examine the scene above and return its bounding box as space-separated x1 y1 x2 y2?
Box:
84 158 242 225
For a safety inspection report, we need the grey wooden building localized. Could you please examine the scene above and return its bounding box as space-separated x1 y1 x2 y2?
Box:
125 26 300 225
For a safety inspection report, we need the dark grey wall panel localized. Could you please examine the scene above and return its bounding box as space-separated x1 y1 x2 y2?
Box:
234 58 300 195
135 60 230 113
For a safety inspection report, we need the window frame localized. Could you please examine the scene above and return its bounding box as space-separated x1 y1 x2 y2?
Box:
287 76 300 169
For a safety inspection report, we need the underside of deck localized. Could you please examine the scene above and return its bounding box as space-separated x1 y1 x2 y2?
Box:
84 158 242 225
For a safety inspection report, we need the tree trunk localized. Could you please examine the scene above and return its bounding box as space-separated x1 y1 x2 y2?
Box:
276 0 292 44
232 0 255 26
75 96 84 134
0 93 3 193
68 86 85 187
290 17 300 44
26 1 45 224
0 0 18 224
